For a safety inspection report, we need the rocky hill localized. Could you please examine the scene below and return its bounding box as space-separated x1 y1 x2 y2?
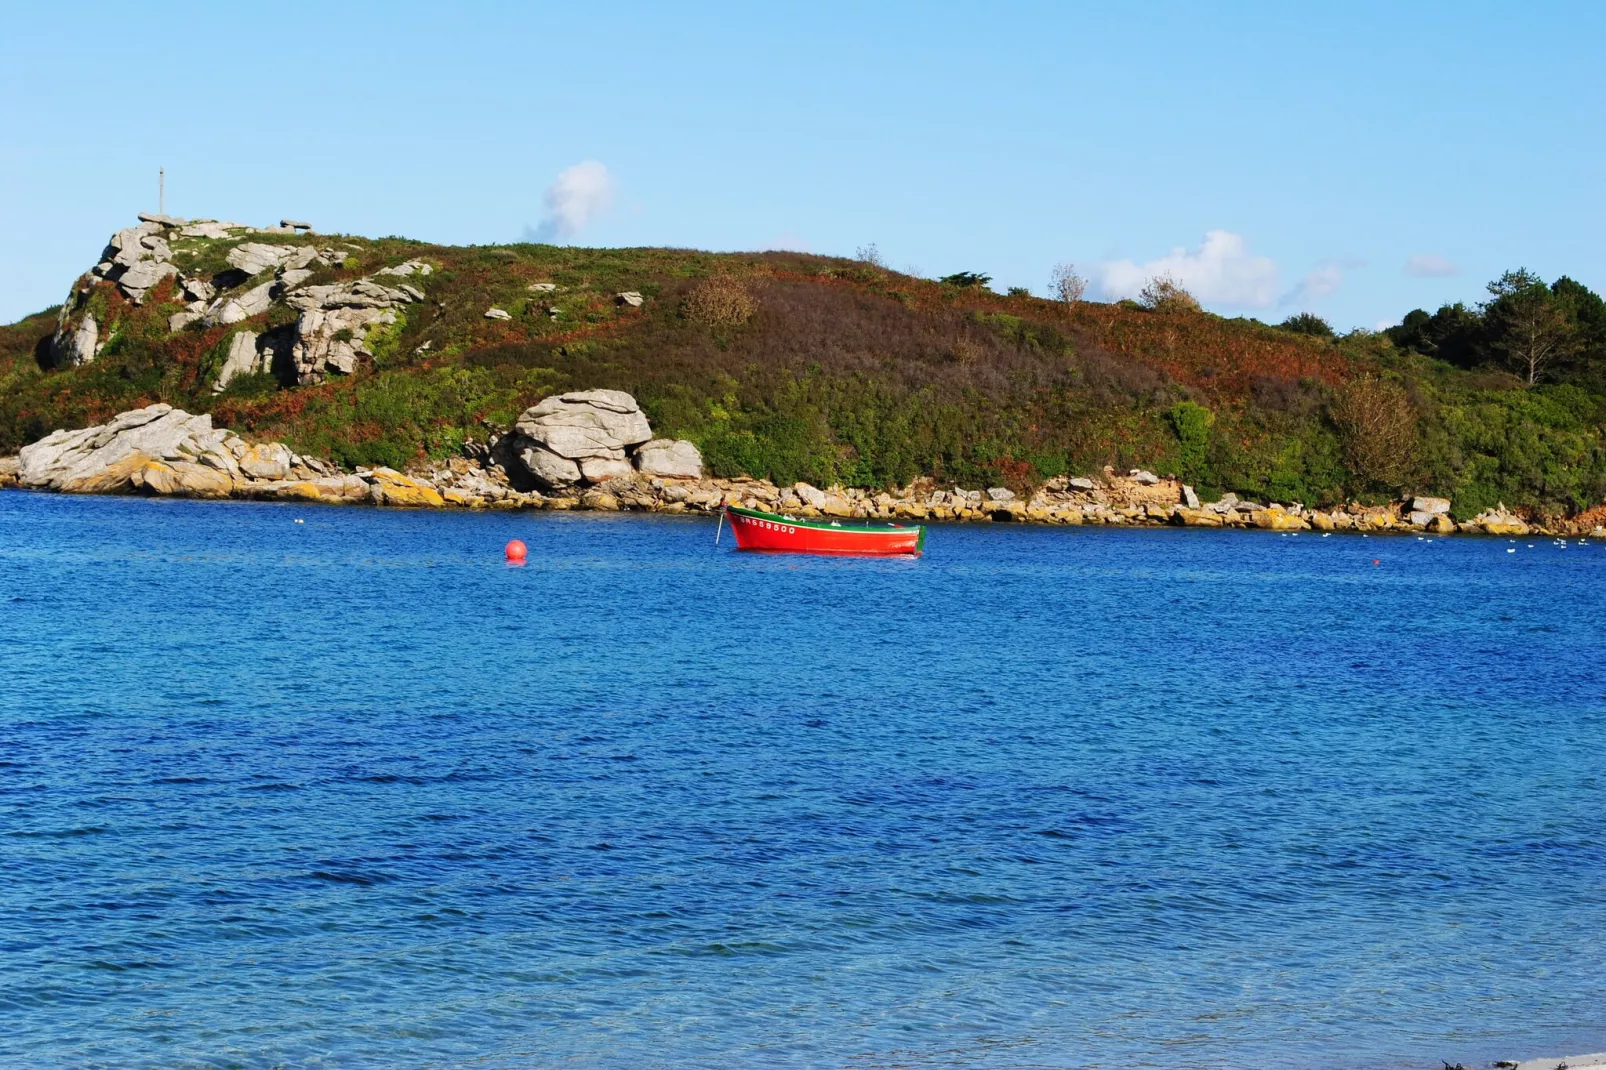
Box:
2 213 1604 522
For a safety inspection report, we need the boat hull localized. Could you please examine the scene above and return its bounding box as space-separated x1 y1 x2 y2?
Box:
725 506 925 557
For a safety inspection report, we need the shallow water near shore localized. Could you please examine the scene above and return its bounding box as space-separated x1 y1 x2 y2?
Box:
2 491 1604 1069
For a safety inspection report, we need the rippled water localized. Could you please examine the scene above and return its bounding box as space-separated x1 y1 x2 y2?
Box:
2 491 1604 1069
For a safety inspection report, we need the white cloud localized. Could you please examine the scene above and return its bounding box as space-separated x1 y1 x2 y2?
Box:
529 161 615 242
1374 318 1398 331
1097 230 1280 309
1281 258 1363 308
1404 253 1458 278
1282 264 1344 308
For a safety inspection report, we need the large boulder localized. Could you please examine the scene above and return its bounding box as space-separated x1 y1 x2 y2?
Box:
509 390 653 489
18 405 228 493
634 439 703 479
15 405 266 497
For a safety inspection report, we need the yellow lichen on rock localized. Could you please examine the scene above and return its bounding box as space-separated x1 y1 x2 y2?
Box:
60 452 153 494
1251 507 1309 531
366 468 445 508
136 459 234 498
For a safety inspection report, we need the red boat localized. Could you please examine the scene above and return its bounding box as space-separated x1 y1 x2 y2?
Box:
721 505 926 557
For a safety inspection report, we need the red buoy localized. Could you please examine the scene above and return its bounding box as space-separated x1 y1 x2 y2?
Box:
505 539 528 563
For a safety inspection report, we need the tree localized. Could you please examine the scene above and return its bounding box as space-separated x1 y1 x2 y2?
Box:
939 271 992 289
854 243 885 268
1483 269 1577 384
1386 302 1484 368
1278 312 1334 338
1138 275 1200 313
1049 262 1087 306
1329 378 1419 489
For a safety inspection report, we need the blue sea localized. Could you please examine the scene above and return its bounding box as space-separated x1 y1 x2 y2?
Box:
2 491 1604 1069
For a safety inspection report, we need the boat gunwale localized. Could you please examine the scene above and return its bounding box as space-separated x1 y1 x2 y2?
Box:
723 504 925 535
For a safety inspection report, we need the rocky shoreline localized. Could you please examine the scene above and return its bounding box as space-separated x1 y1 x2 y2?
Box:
3 393 1603 539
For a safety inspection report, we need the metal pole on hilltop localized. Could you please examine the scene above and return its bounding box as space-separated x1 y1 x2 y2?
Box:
159 167 165 216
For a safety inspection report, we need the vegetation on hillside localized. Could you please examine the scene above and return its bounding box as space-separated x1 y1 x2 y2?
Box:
2 235 1604 520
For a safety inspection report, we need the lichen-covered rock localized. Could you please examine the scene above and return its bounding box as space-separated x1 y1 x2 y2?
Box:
239 443 294 481
365 468 445 507
20 406 212 491
133 459 234 498
1251 506 1309 531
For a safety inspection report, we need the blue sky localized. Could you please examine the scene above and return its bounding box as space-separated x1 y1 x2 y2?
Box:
2 1 1601 329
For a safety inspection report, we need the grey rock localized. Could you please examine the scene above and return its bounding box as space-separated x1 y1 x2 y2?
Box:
1068 476 1097 491
398 284 426 302
517 442 583 489
227 243 310 277
289 307 382 384
378 259 431 277
615 291 644 307
204 278 277 326
138 212 186 226
213 330 265 393
280 219 313 231
117 260 179 302
283 246 322 271
986 487 1016 502
635 439 703 479
484 308 512 320
580 457 635 482
18 405 220 491
795 483 827 509
528 282 558 292
1130 469 1160 485
285 279 406 312
513 391 653 463
51 314 99 366
182 277 216 303
169 310 202 332
1183 484 1200 509
1411 496 1451 515
107 222 162 258
179 221 246 239
278 268 314 291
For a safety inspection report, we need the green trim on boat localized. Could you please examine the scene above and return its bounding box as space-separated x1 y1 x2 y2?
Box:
726 504 925 533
